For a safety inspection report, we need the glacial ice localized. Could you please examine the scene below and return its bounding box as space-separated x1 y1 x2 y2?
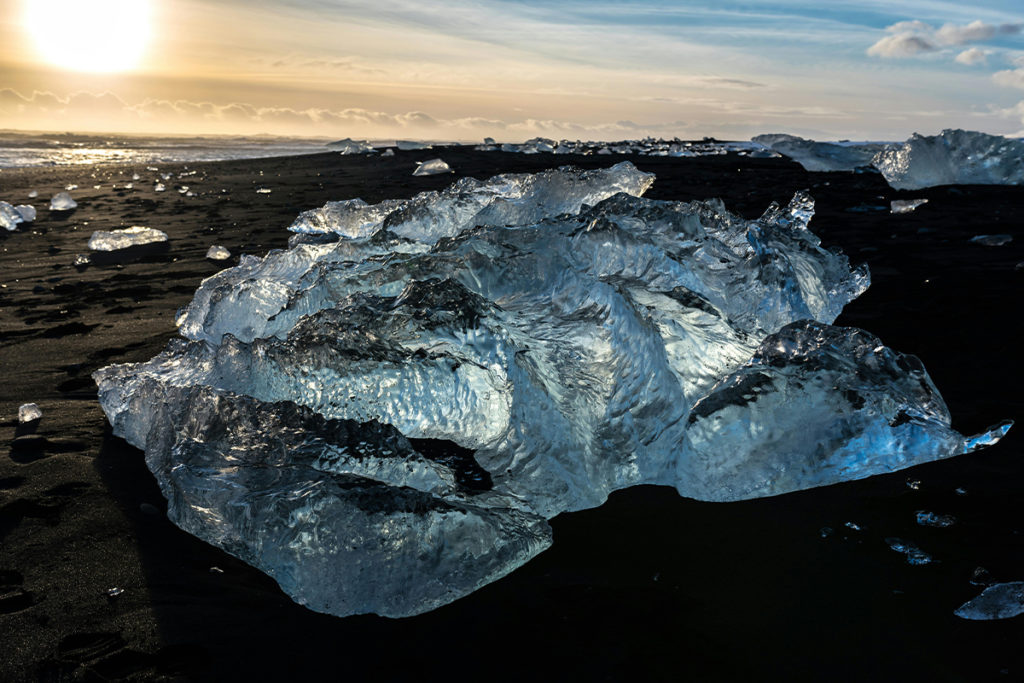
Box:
891 199 928 214
328 138 376 155
886 538 933 565
969 234 1012 247
751 134 882 172
206 245 232 260
873 129 1024 190
94 164 1010 618
396 140 432 150
88 226 169 251
0 201 23 231
14 205 36 222
18 403 42 423
381 148 395 157
955 582 1024 620
49 192 77 211
287 162 654 244
412 158 452 176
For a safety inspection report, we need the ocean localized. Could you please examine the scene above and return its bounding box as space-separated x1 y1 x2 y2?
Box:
0 131 335 169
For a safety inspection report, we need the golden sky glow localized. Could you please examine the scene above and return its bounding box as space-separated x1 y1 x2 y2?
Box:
0 1 1023 141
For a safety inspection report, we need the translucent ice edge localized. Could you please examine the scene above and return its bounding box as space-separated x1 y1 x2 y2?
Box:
94 165 1010 618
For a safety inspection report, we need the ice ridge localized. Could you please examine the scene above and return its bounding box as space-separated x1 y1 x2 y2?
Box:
94 164 1009 618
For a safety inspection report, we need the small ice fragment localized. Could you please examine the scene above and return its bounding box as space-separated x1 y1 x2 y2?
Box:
906 478 921 490
124 183 133 190
179 186 189 194
186 191 195 197
209 566 224 574
28 190 38 198
954 582 1024 620
327 138 375 155
412 158 452 176
381 148 395 157
484 137 496 145
819 526 834 538
65 184 77 191
0 201 22 230
886 537 933 565
106 587 124 598
73 254 91 267
147 166 159 172
49 192 77 211
955 487 968 496
255 188 272 194
969 234 1012 247
963 419 1013 452
891 199 928 214
132 173 141 181
18 403 42 423
88 226 169 251
154 183 166 192
14 205 35 222
206 245 231 261
844 521 863 532
915 510 956 527
970 567 993 586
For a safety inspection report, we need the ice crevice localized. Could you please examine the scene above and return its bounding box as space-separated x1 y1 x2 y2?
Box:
94 161 1011 618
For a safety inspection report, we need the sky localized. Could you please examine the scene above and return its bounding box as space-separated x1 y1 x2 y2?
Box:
0 0 1023 141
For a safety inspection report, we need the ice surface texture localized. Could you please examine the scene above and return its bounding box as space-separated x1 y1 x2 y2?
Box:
88 226 168 251
874 129 1024 190
94 164 1009 618
955 582 1024 620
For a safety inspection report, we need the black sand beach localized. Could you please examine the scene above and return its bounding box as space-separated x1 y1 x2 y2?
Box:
1 147 1022 681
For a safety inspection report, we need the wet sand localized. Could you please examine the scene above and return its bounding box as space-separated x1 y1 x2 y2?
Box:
1 147 1022 681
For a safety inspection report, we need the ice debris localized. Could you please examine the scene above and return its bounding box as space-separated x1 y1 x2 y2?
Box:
886 538 933 565
396 140 432 150
94 165 1010 618
49 192 77 211
288 162 654 243
28 190 38 198
0 201 23 231
412 158 452 176
256 188 272 194
88 226 169 251
751 134 882 172
328 138 376 155
955 582 1024 620
206 245 231 261
891 199 928 214
915 510 956 527
18 403 42 423
969 234 1012 247
381 148 395 157
874 129 1024 190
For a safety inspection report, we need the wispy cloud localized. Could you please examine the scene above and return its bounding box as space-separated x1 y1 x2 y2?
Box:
955 47 989 65
867 19 1022 58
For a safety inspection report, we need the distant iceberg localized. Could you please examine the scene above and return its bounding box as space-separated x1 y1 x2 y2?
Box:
873 129 1024 190
327 138 376 155
95 165 1009 618
751 134 883 172
396 140 432 150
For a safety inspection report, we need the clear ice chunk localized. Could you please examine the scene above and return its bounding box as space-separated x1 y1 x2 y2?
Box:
154 183 166 192
328 138 376 155
95 167 1009 618
396 140 432 150
206 245 231 260
381 148 395 157
49 192 77 211
915 510 955 527
873 129 1024 190
751 134 882 172
886 538 933 565
14 205 36 222
88 226 169 251
412 158 452 176
954 582 1024 620
0 201 23 231
890 199 928 214
287 162 654 244
28 190 38 198
18 403 42 423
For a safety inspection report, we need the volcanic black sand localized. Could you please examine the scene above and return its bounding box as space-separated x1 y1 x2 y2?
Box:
1 147 1022 682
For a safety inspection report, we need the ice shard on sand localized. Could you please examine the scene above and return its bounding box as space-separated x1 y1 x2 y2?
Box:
94 162 1010 618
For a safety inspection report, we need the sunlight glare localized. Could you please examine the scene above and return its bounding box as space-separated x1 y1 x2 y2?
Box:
24 0 153 73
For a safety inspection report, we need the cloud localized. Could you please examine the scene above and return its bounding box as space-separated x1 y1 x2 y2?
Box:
868 20 1022 59
0 88 691 140
867 34 936 58
993 68 1024 89
955 48 988 66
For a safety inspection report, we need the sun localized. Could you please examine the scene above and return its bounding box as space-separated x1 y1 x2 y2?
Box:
24 0 152 74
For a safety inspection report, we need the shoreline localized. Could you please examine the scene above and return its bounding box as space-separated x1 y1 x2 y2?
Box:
1 147 1022 681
